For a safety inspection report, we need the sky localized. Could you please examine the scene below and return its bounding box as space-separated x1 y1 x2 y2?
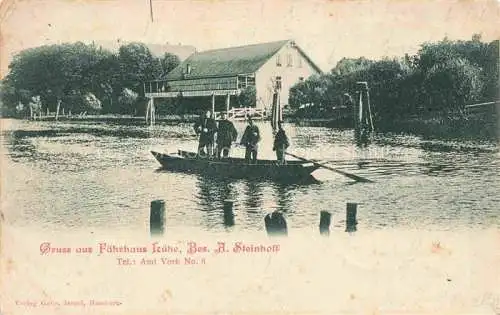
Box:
1 0 499 78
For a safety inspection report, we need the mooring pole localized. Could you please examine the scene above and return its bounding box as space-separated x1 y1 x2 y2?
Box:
264 211 288 236
319 211 332 236
366 87 374 132
345 202 358 233
150 199 165 236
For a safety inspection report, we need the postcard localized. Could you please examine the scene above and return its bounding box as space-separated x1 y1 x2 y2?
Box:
1 0 499 314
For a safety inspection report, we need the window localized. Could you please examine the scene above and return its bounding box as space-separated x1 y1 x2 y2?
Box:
299 77 304 82
298 57 303 68
186 64 192 74
287 54 293 67
275 76 282 90
238 75 256 89
276 54 282 67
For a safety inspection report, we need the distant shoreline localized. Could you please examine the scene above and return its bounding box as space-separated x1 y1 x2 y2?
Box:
4 112 498 142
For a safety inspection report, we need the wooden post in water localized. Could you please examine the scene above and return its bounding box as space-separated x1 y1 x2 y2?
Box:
354 82 375 144
345 203 358 233
150 200 165 236
319 211 332 236
264 211 288 236
223 199 234 226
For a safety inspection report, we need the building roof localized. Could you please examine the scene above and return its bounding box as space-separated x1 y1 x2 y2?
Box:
166 40 322 80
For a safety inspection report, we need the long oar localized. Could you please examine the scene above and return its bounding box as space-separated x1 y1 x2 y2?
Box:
286 152 374 183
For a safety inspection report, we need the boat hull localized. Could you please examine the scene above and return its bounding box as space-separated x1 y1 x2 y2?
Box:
151 151 320 181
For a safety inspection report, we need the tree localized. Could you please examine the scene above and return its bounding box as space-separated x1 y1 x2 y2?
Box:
331 57 374 76
238 86 256 107
118 88 139 114
423 57 483 115
159 52 181 78
1 41 182 116
118 43 158 93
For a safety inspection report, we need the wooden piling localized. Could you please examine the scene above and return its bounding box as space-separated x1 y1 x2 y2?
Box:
150 199 165 236
264 211 288 236
319 211 331 236
223 199 234 226
345 203 358 233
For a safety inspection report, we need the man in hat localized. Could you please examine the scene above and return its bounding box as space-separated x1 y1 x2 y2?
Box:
216 112 238 159
240 117 261 164
193 110 217 157
272 121 289 164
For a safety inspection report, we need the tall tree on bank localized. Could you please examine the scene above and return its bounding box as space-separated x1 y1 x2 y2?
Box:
289 35 498 122
1 41 182 116
118 42 159 94
159 52 181 78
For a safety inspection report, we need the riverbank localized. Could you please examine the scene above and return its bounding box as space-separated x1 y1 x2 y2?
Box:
27 114 199 124
287 112 498 141
5 109 499 142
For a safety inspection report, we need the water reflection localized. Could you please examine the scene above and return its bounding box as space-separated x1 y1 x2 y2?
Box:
243 180 263 212
274 183 293 213
2 118 499 231
195 175 232 211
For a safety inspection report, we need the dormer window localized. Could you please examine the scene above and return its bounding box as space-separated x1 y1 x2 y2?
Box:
186 64 192 74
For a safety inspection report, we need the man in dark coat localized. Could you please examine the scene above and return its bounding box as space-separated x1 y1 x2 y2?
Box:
240 117 261 164
216 112 238 159
193 110 217 157
273 122 289 164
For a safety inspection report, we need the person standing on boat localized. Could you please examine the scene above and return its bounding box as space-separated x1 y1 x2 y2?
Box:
240 117 261 164
194 110 217 157
273 121 289 164
216 112 238 159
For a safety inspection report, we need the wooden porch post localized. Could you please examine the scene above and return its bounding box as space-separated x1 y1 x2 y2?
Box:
145 98 151 124
226 93 230 114
150 97 155 126
211 92 215 116
55 100 61 121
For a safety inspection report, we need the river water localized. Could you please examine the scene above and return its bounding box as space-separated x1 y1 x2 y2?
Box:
1 118 498 233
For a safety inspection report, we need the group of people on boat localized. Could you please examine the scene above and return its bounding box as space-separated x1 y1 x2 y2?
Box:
193 110 289 164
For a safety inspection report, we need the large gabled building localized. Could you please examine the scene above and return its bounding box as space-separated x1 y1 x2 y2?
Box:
144 39 322 114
